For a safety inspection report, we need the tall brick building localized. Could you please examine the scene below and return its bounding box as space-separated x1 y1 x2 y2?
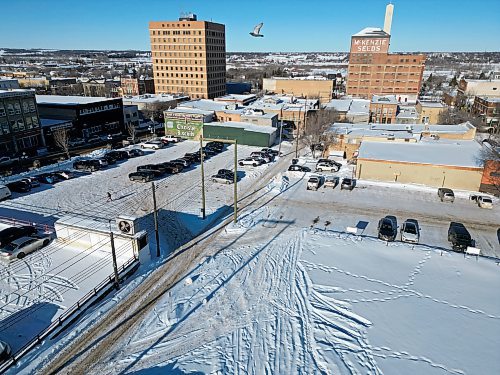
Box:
347 4 425 102
149 13 226 99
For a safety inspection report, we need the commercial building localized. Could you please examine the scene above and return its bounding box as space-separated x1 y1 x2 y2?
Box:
214 94 257 106
457 79 500 107
472 96 500 127
149 13 226 99
36 95 124 140
346 4 426 101
356 140 484 191
396 105 419 124
323 98 370 123
203 121 277 147
263 77 334 104
122 93 189 111
0 90 42 156
120 76 155 96
369 95 399 124
81 78 121 98
416 101 446 124
123 105 140 130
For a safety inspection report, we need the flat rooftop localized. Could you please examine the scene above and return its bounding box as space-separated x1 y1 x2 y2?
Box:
165 107 214 116
204 121 277 135
353 27 389 38
122 93 188 104
418 101 445 108
179 99 229 112
358 140 483 168
36 95 118 105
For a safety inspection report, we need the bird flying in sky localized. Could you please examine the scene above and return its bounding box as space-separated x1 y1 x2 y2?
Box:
250 23 264 37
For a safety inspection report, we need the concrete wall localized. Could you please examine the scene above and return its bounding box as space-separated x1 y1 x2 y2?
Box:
356 159 483 191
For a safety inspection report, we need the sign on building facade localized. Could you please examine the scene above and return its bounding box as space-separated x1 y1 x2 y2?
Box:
164 112 204 139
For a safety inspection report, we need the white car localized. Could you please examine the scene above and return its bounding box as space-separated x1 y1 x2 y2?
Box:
161 135 182 143
401 219 420 244
307 176 321 191
478 196 493 209
0 235 51 261
250 152 272 163
238 157 262 167
316 162 340 172
140 140 164 150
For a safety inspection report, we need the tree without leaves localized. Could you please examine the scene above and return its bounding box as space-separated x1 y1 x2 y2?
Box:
126 122 137 143
52 128 71 159
301 109 339 158
438 108 483 127
476 135 500 196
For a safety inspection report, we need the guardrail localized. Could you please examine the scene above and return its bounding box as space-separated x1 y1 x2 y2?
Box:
0 256 138 374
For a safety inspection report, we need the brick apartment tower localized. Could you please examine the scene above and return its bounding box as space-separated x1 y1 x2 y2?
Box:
149 13 226 99
346 4 426 102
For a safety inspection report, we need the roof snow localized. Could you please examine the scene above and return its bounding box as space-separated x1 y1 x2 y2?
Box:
353 27 389 37
36 95 117 105
358 140 483 168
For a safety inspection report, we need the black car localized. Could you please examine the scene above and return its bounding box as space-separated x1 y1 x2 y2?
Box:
217 169 234 178
378 216 398 241
207 141 224 152
126 148 144 157
182 153 199 163
169 160 185 171
129 171 154 182
288 165 311 172
340 178 354 190
137 164 165 176
158 162 181 174
261 148 279 157
107 150 129 161
32 173 57 184
202 147 217 156
21 177 40 188
6 180 32 193
448 222 473 251
73 160 100 172
0 225 38 247
185 152 201 162
101 154 117 164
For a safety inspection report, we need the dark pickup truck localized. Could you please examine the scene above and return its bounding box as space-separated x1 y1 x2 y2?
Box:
448 222 473 251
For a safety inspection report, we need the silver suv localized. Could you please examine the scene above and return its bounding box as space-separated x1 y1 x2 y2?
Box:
438 188 455 203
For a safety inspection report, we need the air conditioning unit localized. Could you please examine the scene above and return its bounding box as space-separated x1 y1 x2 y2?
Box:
116 215 138 235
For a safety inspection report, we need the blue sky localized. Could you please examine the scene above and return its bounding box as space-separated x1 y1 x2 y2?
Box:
1 0 499 52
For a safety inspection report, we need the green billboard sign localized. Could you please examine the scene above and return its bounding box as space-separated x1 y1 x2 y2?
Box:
164 112 204 139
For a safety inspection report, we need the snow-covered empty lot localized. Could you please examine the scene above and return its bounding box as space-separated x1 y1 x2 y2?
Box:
52 186 499 374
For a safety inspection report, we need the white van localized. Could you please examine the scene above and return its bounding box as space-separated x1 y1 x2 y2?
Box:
0 185 11 201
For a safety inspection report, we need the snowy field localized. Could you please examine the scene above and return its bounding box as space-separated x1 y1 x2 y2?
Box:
46 184 499 374
3 145 499 374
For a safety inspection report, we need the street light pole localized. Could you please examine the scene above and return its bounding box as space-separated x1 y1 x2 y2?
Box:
233 140 238 224
151 182 160 257
108 220 120 290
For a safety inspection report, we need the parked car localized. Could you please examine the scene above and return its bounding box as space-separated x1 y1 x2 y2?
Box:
21 177 40 188
261 148 279 157
169 160 185 171
340 178 355 190
126 148 144 157
158 162 180 174
401 219 420 244
54 170 74 180
0 234 51 261
0 225 38 247
212 173 234 184
137 164 165 176
323 176 338 189
0 340 12 362
101 154 116 165
202 147 217 156
73 160 100 172
206 141 224 151
0 185 12 201
307 176 321 191
438 188 455 203
378 216 398 241
107 150 129 161
288 165 310 172
477 196 493 209
173 158 191 167
184 152 201 162
182 154 198 163
129 171 155 182
315 162 339 172
32 173 55 184
239 157 262 167
448 222 472 251
140 140 164 150
6 180 32 193
161 135 182 143
217 169 234 178
251 151 272 163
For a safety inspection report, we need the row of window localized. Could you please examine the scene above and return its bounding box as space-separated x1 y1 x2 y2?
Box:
348 86 419 92
152 28 224 38
0 100 37 117
351 72 418 76
0 116 39 135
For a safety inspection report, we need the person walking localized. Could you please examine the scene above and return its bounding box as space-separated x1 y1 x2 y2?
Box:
107 192 112 202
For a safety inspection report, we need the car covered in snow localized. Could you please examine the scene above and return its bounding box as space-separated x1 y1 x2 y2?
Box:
323 176 339 189
401 219 420 244
239 157 262 167
0 234 51 261
140 140 164 150
307 176 321 191
378 216 398 242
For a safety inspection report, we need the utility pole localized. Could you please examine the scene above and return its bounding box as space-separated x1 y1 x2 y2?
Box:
151 181 160 257
200 135 206 219
278 119 284 156
295 112 299 158
233 140 238 224
109 231 120 290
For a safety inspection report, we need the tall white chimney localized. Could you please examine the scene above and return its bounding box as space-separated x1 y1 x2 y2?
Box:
383 3 394 35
